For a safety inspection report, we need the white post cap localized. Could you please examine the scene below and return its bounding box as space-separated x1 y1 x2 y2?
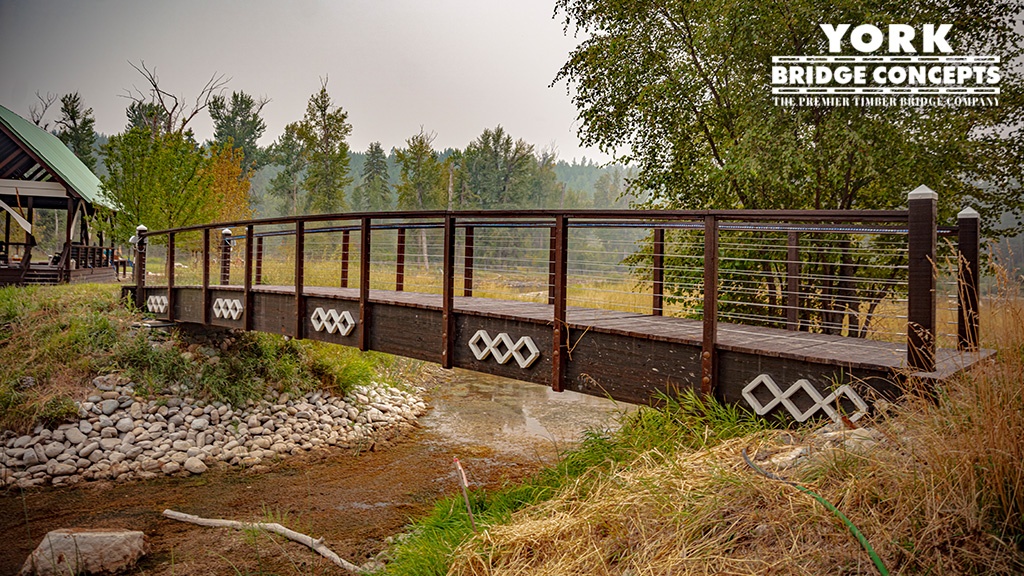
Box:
221 228 233 235
957 206 980 219
136 224 148 233
907 185 938 201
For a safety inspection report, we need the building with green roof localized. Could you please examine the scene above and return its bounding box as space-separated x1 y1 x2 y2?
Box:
0 104 122 285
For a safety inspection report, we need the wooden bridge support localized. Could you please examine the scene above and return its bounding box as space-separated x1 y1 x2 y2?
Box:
907 186 937 372
957 207 980 351
128 193 990 411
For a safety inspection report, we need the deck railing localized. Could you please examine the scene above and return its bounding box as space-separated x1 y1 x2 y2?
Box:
133 188 981 388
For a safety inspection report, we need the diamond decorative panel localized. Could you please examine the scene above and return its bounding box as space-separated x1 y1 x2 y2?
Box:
741 373 868 423
146 295 168 314
310 307 356 336
212 298 243 320
468 329 540 369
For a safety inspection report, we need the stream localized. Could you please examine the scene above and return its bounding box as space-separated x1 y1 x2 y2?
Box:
0 369 632 575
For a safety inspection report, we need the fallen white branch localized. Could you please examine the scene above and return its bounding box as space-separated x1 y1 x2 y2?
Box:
162 509 364 573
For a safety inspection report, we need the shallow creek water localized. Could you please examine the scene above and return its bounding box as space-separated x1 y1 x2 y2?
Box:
0 369 632 574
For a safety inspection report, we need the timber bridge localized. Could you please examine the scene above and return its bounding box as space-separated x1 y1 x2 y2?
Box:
125 187 991 422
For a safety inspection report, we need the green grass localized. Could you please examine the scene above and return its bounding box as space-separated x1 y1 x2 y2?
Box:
381 391 769 576
0 283 390 432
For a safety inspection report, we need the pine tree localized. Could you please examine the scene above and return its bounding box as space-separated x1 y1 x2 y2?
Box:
208 91 268 171
353 141 392 211
55 92 97 172
294 79 352 214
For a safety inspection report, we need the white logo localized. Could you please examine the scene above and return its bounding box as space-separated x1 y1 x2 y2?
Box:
772 23 1000 107
310 307 356 336
742 374 868 423
468 330 540 369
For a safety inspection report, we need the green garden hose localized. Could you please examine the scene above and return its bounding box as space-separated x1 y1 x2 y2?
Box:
741 448 890 576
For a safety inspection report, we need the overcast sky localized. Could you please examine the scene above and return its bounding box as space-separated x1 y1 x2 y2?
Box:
0 0 608 162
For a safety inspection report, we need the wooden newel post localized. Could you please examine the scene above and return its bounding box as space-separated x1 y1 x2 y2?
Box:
358 218 371 351
255 236 264 286
294 221 305 339
652 227 664 316
957 207 980 351
441 216 456 368
219 228 232 286
552 215 568 392
166 232 175 321
202 228 210 324
907 186 938 372
133 224 147 309
701 215 718 396
244 225 254 331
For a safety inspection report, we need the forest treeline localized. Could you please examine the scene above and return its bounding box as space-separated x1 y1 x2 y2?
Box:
25 72 636 246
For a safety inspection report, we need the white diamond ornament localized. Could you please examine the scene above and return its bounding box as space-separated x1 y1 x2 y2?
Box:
469 330 494 360
742 374 868 423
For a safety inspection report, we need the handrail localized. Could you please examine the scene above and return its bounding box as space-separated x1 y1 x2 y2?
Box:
136 209 914 239
131 193 980 387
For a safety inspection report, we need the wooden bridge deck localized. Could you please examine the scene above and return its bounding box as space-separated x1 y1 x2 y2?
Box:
135 282 992 412
129 202 991 421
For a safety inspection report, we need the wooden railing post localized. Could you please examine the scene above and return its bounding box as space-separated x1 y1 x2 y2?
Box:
442 216 456 368
396 227 406 292
652 226 664 316
219 228 232 285
907 185 937 372
255 236 264 286
358 217 371 351
166 232 175 321
957 207 980 351
341 229 350 288
244 225 254 331
294 220 305 339
701 215 718 396
202 228 210 324
464 225 475 297
552 215 568 392
133 224 147 310
786 230 800 330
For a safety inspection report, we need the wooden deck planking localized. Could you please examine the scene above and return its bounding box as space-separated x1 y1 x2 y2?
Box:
162 284 991 376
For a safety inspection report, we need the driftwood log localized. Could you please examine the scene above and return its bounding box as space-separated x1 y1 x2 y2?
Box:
162 509 363 573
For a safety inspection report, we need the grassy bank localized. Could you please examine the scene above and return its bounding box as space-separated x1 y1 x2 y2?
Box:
0 283 391 433
382 292 1024 575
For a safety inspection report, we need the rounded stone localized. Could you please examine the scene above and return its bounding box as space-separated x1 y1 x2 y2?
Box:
161 462 181 474
115 418 134 433
183 456 208 474
100 399 120 416
190 418 209 432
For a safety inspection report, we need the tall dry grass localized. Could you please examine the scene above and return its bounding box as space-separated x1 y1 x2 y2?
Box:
445 280 1024 575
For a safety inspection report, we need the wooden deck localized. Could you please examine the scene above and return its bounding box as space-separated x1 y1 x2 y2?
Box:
132 283 993 416
126 204 990 421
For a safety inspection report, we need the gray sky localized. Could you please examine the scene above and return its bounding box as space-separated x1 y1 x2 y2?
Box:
0 0 608 161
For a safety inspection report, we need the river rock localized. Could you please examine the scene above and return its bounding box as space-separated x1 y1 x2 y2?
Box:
19 528 146 576
190 417 209 431
100 399 119 415
183 457 207 474
161 461 180 474
115 417 134 433
64 427 86 445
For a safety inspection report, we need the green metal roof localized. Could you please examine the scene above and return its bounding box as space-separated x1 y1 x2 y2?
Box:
0 103 112 209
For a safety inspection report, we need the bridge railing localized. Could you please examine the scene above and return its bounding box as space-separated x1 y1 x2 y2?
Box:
133 188 981 386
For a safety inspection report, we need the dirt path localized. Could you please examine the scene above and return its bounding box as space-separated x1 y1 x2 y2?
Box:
0 371 630 574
